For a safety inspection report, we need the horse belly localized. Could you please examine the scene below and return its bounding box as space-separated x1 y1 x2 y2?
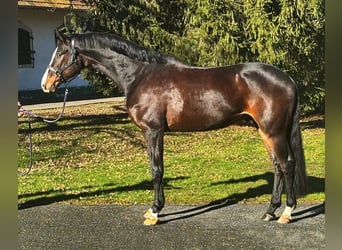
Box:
167 112 231 132
166 91 236 132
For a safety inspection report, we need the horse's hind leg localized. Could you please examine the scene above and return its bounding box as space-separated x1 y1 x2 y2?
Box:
259 130 296 223
262 159 284 221
259 130 283 221
277 145 297 224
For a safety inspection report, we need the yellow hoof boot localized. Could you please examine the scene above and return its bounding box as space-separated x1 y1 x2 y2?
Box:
143 208 158 226
277 215 291 224
143 217 159 225
143 208 153 218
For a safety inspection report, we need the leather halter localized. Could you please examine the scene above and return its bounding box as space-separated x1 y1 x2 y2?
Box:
47 38 80 83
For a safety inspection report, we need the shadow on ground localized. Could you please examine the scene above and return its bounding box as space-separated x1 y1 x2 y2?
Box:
18 171 324 224
18 176 186 209
159 172 324 224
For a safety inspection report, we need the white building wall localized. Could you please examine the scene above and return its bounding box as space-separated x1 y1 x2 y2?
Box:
18 8 89 90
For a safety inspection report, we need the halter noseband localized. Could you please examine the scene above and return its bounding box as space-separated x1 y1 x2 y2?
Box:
48 37 81 83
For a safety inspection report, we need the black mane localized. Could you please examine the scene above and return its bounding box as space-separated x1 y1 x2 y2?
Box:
75 32 186 65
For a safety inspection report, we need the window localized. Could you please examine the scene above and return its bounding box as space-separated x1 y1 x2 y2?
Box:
18 23 34 68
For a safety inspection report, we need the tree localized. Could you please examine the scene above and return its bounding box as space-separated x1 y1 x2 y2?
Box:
72 0 324 114
242 0 325 113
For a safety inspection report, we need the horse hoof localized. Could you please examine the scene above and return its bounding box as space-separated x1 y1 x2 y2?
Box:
143 208 158 226
143 217 159 225
277 215 291 224
262 213 275 221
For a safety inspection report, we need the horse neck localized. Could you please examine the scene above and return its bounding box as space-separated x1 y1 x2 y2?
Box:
78 45 146 95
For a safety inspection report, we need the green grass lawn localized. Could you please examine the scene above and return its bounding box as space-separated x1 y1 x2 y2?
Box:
18 101 325 207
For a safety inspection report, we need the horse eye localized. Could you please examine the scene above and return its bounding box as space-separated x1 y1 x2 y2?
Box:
56 50 66 57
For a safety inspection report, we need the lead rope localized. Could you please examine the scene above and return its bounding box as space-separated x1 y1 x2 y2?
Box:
42 87 69 123
18 84 69 176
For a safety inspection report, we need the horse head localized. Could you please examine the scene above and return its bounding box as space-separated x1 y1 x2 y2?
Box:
41 30 81 93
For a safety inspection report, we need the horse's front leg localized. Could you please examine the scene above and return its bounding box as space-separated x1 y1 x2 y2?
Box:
143 128 164 225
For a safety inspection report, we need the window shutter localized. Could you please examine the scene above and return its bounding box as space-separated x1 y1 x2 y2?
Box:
18 27 35 67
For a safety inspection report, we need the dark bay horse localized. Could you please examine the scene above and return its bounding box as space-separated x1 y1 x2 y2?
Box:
41 30 307 225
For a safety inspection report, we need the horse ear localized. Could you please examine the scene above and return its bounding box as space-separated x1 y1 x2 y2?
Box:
55 29 67 43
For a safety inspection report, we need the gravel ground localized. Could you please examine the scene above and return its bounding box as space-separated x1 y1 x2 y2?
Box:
18 202 325 250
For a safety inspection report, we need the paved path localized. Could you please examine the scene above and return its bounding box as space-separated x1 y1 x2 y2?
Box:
18 202 325 250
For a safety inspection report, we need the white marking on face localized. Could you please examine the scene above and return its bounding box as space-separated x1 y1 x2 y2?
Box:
41 47 58 92
48 47 58 66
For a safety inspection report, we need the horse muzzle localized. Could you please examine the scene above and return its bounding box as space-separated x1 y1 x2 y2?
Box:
41 70 60 93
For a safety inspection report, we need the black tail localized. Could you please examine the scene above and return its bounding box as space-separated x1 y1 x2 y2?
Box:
290 100 307 197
